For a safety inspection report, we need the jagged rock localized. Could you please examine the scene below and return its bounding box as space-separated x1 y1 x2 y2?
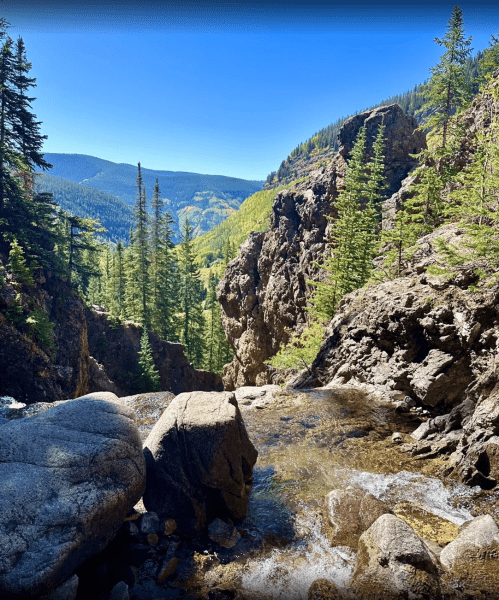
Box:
0 394 145 599
325 486 391 548
440 515 499 596
219 104 426 389
351 514 441 600
143 391 258 536
108 581 129 600
86 307 223 396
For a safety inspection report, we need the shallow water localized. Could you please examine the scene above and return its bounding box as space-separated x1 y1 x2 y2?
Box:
214 386 477 599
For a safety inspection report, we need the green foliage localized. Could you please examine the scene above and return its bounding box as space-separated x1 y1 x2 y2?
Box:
203 270 233 374
136 331 160 392
477 32 499 86
265 320 324 372
312 124 386 320
25 307 55 352
8 238 34 285
35 173 132 243
178 219 205 366
192 182 297 270
419 5 473 148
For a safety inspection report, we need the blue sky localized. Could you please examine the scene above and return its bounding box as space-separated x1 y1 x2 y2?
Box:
2 1 499 180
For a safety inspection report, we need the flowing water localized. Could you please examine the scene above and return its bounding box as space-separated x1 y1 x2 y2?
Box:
184 386 478 599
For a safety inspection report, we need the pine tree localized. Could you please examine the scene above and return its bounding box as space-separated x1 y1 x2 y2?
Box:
8 237 33 284
178 219 205 366
420 5 473 148
136 331 161 392
203 270 232 374
477 32 499 86
133 162 150 327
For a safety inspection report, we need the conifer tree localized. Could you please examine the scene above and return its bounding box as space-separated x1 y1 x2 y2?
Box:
136 331 161 392
178 219 205 366
133 163 150 327
420 5 473 148
203 270 232 374
8 237 33 284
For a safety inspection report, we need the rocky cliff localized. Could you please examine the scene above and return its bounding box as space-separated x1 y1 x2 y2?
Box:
86 307 222 396
0 259 221 403
218 104 426 389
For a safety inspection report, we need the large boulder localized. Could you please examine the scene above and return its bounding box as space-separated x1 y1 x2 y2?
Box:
351 514 441 600
440 515 499 596
143 391 258 536
325 486 391 549
0 394 146 599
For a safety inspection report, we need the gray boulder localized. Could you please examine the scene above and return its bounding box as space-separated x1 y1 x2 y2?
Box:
325 486 391 548
143 391 258 536
351 513 441 600
0 394 146 599
440 515 499 596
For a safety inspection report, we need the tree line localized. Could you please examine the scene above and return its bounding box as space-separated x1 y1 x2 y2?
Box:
0 19 232 386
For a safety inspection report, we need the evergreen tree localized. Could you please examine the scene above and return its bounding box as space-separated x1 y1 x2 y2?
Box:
65 213 103 288
178 219 205 366
420 5 473 148
477 32 499 85
136 331 161 392
8 237 33 284
203 270 232 374
133 162 150 327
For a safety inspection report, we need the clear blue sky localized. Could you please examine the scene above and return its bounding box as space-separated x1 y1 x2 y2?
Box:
2 1 499 180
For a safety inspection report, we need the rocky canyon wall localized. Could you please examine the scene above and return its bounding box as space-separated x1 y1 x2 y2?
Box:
218 104 426 389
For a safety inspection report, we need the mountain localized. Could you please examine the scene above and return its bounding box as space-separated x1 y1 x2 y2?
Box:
40 154 264 240
35 173 133 243
265 52 482 188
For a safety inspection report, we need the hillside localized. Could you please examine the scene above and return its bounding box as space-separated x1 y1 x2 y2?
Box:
35 173 133 243
41 154 264 240
192 182 299 270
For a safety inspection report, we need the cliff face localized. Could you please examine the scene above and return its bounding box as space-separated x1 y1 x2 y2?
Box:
218 104 426 390
86 307 223 396
0 266 90 403
0 258 222 403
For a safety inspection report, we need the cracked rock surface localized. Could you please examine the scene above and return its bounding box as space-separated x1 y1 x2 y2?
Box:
0 393 146 599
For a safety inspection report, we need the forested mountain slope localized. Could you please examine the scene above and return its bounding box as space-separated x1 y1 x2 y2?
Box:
41 153 264 240
35 173 133 243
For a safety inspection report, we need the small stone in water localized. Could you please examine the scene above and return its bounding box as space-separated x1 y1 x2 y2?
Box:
163 518 177 536
208 518 241 548
140 512 159 534
147 533 159 546
392 432 403 444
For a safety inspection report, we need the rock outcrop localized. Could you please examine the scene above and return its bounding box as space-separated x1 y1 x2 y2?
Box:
218 104 426 389
86 306 223 396
143 391 258 536
0 393 145 599
0 269 90 403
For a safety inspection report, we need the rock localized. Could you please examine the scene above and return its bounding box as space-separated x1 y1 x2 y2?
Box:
140 512 160 534
143 391 258 535
218 104 427 389
0 394 146 599
440 515 499 595
117 391 175 441
156 542 180 583
108 581 129 600
308 578 344 599
163 518 177 536
391 432 403 444
208 518 241 548
40 575 79 600
325 487 391 548
86 308 222 396
351 513 441 600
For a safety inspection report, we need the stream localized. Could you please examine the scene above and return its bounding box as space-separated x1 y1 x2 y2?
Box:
169 387 479 599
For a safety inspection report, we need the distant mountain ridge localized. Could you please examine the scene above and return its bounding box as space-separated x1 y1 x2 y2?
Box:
40 153 264 240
